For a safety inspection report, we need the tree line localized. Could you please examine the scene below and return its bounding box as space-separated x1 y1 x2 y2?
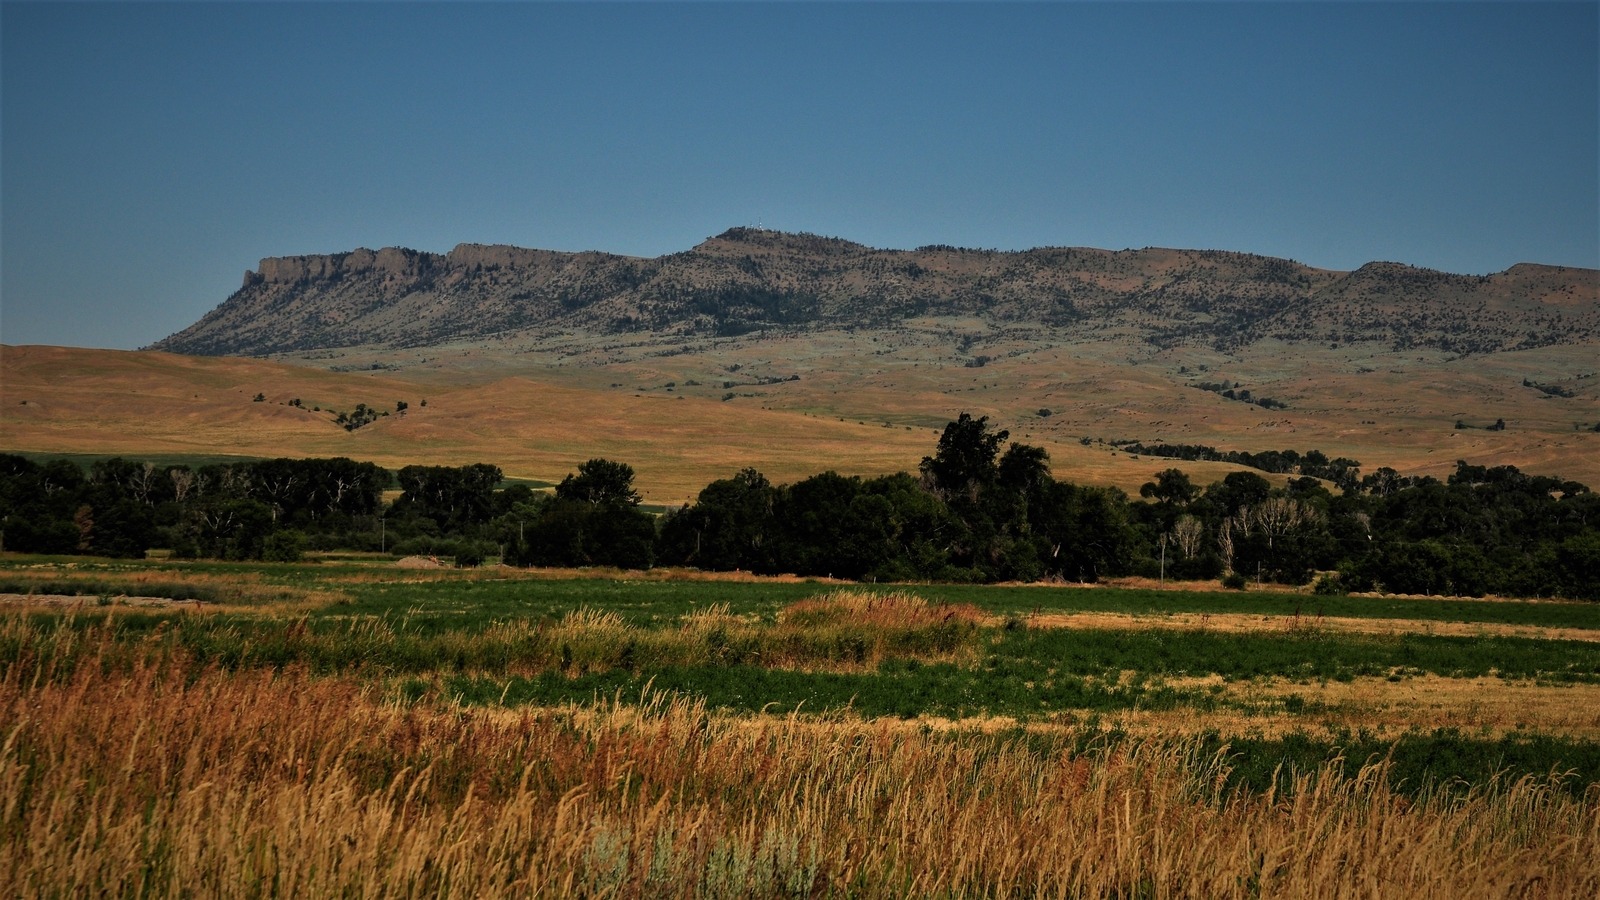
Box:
2 415 1596 599
1112 441 1364 491
0 455 390 561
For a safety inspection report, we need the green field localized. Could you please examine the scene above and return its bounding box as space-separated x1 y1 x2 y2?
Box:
9 556 1600 628
6 555 1600 789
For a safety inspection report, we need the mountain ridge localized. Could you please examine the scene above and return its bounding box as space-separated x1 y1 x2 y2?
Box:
151 228 1599 359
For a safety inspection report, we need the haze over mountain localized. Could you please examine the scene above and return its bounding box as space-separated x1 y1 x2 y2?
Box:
151 229 1599 360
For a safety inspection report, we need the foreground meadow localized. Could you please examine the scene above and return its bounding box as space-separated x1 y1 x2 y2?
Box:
2 556 1598 896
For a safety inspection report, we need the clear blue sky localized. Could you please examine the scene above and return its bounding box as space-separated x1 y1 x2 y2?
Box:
3 1 1596 350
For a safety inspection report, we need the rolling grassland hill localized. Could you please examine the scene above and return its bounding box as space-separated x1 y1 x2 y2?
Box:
5 230 1597 500
0 345 951 504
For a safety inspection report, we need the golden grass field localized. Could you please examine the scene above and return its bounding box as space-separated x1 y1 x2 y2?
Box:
5 329 1597 501
0 620 1593 897
2 670 1591 898
2 559 1599 897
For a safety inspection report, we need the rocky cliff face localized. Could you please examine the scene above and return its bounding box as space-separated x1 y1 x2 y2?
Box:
152 228 1600 358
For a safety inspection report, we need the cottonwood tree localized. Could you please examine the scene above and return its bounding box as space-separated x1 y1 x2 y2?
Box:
557 459 643 507
516 459 655 570
1225 496 1327 584
920 413 1007 502
1217 518 1238 575
659 468 777 571
170 467 199 505
1250 496 1320 550
252 459 303 523
1141 468 1199 507
1172 514 1206 559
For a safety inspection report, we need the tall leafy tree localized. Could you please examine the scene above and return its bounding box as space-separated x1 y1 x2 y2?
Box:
556 459 643 507
919 413 1007 501
659 468 777 571
394 463 502 532
519 459 655 569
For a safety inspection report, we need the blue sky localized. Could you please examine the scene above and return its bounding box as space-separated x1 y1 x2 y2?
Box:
3 2 1596 350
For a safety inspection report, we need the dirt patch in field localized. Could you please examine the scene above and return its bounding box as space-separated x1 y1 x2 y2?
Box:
1109 675 1600 741
0 593 205 610
1242 674 1600 738
1000 675 1600 741
859 677 1600 742
498 673 1600 743
1001 576 1583 605
1015 611 1600 643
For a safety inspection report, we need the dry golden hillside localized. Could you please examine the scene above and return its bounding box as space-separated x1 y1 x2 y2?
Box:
5 334 1597 502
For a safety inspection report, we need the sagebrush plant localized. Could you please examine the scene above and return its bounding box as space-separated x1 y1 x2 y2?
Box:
1 637 1595 898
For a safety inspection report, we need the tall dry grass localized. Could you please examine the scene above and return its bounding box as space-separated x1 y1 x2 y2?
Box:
488 590 987 674
2 635 1595 897
0 591 985 682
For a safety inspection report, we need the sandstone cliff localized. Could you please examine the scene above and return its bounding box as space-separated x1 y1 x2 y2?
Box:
152 228 1600 358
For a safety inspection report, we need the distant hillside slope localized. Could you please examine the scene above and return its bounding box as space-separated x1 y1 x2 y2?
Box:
151 228 1599 358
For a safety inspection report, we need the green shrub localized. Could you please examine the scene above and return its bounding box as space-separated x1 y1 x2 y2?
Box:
262 530 307 563
1312 573 1343 596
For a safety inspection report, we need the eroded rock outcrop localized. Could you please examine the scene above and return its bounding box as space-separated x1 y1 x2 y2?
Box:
154 228 1600 358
